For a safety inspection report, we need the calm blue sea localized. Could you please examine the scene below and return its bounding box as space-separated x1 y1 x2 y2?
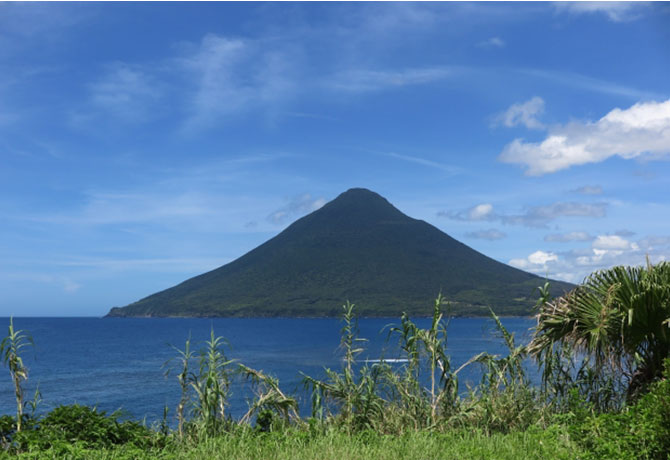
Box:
0 317 537 425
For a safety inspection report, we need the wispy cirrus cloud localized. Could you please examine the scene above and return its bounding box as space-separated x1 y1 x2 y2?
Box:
26 189 219 229
500 99 670 175
520 69 664 100
326 67 454 93
78 28 460 132
180 34 297 131
441 201 607 228
0 3 91 36
349 2 441 35
553 2 650 22
638 236 670 249
88 62 163 122
615 229 636 238
17 154 294 232
0 105 18 126
56 256 226 273
544 231 593 243
1 271 82 293
2 255 227 296
505 202 608 227
267 193 326 225
465 229 507 240
494 96 545 130
72 33 300 132
381 151 461 175
572 185 603 195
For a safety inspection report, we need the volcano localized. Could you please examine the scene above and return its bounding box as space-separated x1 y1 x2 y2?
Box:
107 188 571 317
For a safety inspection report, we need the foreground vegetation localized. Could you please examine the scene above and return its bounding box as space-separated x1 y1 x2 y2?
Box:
3 262 670 459
4 426 586 459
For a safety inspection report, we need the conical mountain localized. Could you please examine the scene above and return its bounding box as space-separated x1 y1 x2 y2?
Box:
107 188 571 317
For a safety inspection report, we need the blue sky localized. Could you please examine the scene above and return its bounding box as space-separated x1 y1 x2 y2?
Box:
2 2 670 316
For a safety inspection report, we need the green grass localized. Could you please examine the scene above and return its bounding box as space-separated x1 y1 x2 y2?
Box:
7 427 584 460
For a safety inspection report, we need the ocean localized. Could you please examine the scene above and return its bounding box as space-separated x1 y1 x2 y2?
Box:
0 316 537 425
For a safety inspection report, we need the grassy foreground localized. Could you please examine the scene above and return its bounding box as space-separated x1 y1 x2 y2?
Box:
7 427 583 460
3 263 670 459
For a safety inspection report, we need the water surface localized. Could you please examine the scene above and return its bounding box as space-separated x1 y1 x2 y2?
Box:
0 317 537 424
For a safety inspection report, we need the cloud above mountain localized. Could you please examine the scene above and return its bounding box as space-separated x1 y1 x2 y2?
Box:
499 99 670 175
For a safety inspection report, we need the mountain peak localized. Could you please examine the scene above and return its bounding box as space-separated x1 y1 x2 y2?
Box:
297 187 405 230
340 187 381 197
332 188 392 206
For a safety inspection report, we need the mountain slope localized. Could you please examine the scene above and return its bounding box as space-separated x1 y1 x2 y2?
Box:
107 188 572 317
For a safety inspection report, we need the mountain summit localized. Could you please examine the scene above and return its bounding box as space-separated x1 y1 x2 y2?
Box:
107 188 571 317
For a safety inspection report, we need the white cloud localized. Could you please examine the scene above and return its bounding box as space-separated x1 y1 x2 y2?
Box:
592 234 636 250
465 229 507 240
528 250 558 265
508 258 529 269
510 250 558 271
500 99 670 175
575 244 633 267
495 96 545 129
576 235 642 267
508 232 670 284
554 2 649 22
442 203 495 221
572 235 655 270
545 231 593 242
469 203 494 220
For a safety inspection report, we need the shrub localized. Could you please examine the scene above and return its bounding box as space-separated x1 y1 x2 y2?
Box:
530 262 670 402
568 361 670 459
13 405 154 452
